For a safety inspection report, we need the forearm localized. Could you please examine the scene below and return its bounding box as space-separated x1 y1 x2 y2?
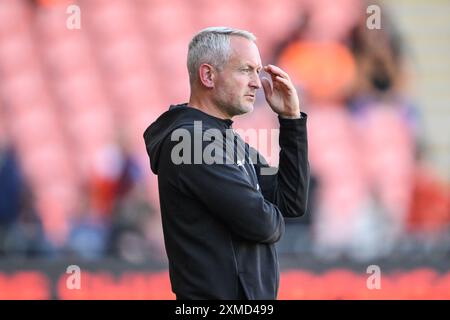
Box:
274 112 310 217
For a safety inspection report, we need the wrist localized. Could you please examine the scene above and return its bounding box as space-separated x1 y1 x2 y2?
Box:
279 111 301 119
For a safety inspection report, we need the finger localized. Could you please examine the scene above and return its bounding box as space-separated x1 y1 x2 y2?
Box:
264 64 290 81
273 75 292 89
261 77 272 99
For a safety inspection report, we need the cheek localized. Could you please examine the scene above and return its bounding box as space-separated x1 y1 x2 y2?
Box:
224 80 241 96
233 77 249 93
220 74 248 99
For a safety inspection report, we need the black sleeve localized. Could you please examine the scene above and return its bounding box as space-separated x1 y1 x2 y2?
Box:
174 136 285 244
253 112 310 218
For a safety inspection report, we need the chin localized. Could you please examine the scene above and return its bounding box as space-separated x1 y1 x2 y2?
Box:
239 103 254 115
228 103 253 117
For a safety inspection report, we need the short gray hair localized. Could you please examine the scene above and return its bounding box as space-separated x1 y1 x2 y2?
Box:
187 27 256 85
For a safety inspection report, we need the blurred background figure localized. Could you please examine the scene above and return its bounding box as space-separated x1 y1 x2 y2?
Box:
274 0 418 261
0 0 448 283
0 120 54 258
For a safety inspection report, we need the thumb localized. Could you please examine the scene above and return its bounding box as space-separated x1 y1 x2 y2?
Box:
261 77 272 101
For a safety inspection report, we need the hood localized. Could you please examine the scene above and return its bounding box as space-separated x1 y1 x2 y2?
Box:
143 103 233 174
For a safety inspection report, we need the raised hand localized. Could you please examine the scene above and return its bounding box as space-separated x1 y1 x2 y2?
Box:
261 64 301 119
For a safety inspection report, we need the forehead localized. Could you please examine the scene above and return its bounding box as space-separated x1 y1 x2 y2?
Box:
228 36 262 67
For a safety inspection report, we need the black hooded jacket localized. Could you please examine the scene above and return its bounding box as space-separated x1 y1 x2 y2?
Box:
143 103 309 299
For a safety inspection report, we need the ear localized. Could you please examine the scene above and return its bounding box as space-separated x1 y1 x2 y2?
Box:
198 64 215 88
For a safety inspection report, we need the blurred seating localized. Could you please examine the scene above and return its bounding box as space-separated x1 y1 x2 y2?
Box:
0 0 447 264
0 0 77 246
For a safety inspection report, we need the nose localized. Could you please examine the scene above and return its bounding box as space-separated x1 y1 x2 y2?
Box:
249 73 261 89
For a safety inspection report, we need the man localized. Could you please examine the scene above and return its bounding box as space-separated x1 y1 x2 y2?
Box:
144 27 309 299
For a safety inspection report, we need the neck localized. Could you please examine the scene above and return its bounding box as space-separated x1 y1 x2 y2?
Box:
188 91 231 120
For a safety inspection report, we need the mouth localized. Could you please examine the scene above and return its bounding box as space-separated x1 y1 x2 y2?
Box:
245 94 255 99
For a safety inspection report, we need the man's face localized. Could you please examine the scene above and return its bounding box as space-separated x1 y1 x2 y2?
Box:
212 37 263 118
